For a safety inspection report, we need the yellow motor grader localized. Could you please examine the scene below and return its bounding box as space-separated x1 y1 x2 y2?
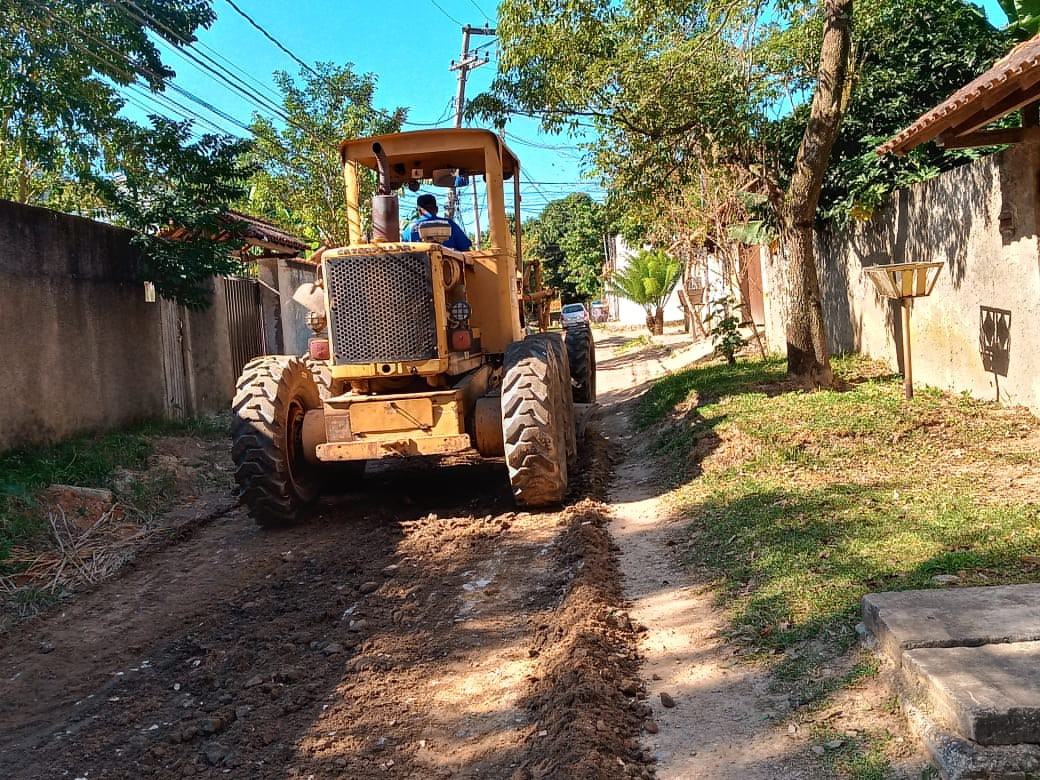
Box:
231 129 596 526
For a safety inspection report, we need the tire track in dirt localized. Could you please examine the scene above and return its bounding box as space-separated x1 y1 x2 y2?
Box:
0 422 652 778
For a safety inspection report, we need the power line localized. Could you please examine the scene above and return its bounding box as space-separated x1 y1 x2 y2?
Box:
212 1 439 130
219 0 316 77
32 1 255 136
466 0 493 26
30 1 319 176
106 0 294 125
429 0 464 26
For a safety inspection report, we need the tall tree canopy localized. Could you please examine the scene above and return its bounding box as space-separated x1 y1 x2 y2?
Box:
91 118 252 309
243 63 405 247
523 193 606 302
1 0 256 308
474 0 1013 385
764 0 1011 223
0 0 215 207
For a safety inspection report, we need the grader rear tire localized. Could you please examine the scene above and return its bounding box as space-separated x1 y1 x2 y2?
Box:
565 325 596 404
232 356 323 527
529 331 576 464
501 335 570 507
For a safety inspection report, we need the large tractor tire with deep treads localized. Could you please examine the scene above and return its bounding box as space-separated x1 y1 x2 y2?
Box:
565 325 596 404
232 356 324 527
501 334 570 507
529 331 577 464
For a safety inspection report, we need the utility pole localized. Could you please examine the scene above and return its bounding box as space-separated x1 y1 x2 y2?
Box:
446 24 494 249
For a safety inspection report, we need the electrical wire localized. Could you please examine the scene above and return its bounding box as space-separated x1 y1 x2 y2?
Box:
31 1 239 134
105 0 294 124
30 0 316 174
466 0 493 25
429 0 464 26
216 0 453 130
219 0 316 77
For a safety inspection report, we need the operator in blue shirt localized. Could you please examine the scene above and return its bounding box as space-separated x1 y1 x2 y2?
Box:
404 193 473 251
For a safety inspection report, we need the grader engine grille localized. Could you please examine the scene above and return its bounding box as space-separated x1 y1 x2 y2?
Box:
326 251 438 364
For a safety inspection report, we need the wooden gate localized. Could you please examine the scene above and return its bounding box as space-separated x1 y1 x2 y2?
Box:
224 276 266 379
159 298 188 419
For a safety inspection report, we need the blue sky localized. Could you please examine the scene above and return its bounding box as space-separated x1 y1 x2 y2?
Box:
121 0 601 235
123 0 1010 233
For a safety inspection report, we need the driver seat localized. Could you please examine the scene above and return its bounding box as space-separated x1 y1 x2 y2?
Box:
417 219 453 245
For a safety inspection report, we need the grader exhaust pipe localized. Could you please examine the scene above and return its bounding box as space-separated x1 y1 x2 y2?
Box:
371 142 400 243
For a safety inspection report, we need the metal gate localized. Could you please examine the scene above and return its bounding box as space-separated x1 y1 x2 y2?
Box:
224 276 266 378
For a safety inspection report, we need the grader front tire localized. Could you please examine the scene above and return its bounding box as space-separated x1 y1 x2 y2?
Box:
501 335 570 507
232 356 323 528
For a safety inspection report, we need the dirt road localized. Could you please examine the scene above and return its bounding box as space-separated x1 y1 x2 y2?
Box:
0 343 659 779
3 328 871 780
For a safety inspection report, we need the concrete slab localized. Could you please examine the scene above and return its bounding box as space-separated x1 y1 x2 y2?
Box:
862 584 1040 664
903 642 1040 745
905 702 1040 780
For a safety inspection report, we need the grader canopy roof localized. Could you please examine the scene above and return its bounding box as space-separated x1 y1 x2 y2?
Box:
338 128 519 185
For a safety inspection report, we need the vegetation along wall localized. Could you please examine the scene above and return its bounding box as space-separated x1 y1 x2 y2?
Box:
763 143 1040 412
0 200 235 451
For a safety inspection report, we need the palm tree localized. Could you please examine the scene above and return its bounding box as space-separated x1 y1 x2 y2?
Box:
605 248 682 335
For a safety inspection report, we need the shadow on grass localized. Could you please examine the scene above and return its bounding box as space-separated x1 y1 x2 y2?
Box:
677 481 1040 700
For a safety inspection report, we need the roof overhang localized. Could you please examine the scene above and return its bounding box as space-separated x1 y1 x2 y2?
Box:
338 128 520 184
878 36 1040 157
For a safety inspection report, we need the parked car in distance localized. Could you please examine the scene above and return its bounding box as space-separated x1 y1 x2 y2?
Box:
560 302 590 327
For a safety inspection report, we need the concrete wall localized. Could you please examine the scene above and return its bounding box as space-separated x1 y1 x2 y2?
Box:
762 143 1040 411
278 260 319 355
255 258 319 356
0 200 236 451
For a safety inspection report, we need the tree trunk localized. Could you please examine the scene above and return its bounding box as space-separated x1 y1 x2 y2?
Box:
780 0 853 388
677 288 693 333
654 306 665 336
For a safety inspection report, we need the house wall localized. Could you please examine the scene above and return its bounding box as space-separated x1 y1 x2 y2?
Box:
0 200 235 451
605 236 687 326
762 143 1040 411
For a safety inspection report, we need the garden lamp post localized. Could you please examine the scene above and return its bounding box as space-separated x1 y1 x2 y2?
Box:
863 261 944 400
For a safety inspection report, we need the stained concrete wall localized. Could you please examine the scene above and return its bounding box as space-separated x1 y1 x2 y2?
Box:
0 200 235 451
762 143 1040 412
277 260 319 355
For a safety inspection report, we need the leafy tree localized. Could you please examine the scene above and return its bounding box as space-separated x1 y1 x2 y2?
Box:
478 0 1011 387
523 193 606 302
1 1 258 309
0 0 215 207
764 0 1012 223
91 118 253 309
243 63 405 247
475 0 849 384
997 0 1040 38
605 248 682 335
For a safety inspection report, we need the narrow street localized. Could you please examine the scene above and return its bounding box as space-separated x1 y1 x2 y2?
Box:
0 328 865 780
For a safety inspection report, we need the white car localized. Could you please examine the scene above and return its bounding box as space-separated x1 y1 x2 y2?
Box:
560 302 590 327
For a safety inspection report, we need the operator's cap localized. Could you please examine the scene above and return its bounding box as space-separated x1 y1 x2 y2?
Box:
417 193 437 213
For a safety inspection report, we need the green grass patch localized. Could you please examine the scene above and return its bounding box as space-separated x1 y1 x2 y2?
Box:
0 414 229 563
617 334 653 353
641 354 1040 694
